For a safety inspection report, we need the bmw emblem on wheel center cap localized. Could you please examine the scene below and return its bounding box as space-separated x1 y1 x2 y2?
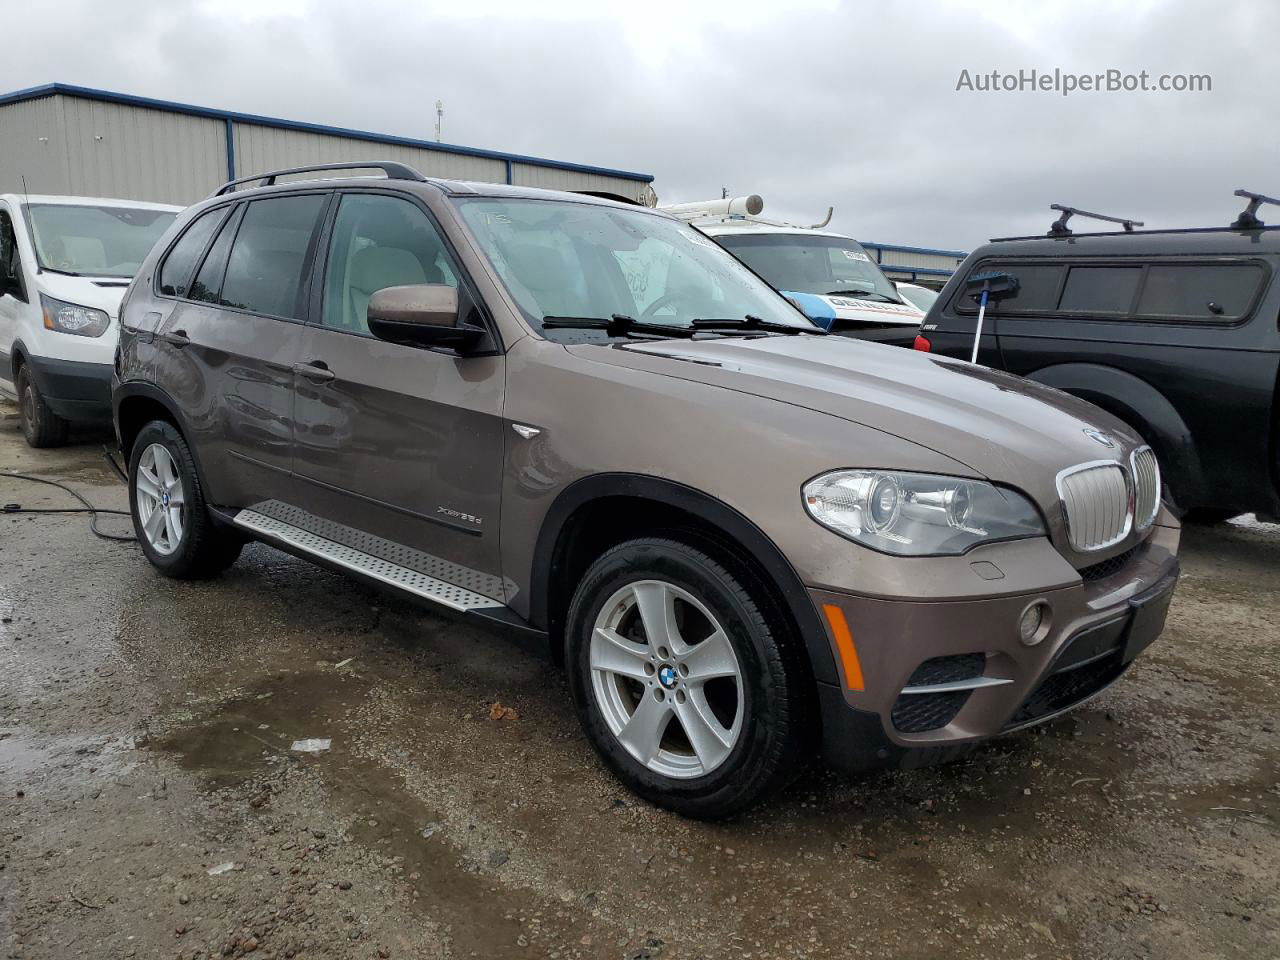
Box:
160 491 170 507
657 664 678 689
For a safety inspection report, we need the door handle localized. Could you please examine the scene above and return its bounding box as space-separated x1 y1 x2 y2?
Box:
160 329 190 348
292 360 335 382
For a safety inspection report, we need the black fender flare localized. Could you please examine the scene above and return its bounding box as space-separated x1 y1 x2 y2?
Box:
528 472 837 685
113 381 216 502
1025 362 1205 508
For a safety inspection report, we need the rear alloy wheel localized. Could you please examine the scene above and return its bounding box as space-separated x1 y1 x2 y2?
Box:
128 420 243 579
16 364 69 448
567 537 812 819
135 442 186 556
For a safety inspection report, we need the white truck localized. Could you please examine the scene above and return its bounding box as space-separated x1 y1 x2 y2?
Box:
660 195 924 345
0 194 181 446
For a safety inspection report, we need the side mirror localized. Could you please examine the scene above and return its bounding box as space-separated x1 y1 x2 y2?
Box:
366 284 484 349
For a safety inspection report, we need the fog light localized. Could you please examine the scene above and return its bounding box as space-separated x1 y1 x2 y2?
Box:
1019 601 1049 646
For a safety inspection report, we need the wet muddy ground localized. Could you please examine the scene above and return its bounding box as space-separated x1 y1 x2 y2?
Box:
1 399 1276 959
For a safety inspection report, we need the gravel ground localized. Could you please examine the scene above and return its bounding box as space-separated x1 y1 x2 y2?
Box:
1 399 1277 959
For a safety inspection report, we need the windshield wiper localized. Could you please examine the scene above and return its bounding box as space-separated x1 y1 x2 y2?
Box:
827 289 901 304
40 266 83 277
540 314 697 338
691 314 827 335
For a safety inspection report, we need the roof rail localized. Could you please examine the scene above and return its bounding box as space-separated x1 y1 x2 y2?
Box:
211 160 426 197
1048 204 1144 236
1231 189 1280 229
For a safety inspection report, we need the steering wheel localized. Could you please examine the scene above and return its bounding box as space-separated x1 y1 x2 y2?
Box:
640 291 694 320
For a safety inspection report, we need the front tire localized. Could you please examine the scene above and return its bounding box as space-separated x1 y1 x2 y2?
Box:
565 537 812 819
17 363 69 448
128 420 242 578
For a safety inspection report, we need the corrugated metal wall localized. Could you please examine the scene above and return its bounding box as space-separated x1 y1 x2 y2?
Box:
0 95 70 196
59 97 226 204
0 92 652 206
233 123 508 186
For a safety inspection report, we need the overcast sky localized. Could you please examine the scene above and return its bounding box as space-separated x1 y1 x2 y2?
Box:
5 0 1277 250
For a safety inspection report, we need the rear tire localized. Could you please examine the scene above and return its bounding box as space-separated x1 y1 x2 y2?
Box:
128 420 243 579
17 363 69 448
565 537 812 819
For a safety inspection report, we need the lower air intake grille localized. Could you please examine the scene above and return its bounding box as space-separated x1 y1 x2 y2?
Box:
892 690 971 733
1008 651 1126 727
891 653 987 733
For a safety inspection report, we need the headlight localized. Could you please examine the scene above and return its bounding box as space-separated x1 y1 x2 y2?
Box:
803 470 1045 556
41 293 110 338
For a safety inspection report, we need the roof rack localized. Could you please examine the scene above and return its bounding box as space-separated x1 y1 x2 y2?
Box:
1231 189 1280 229
211 160 426 197
1048 204 1144 236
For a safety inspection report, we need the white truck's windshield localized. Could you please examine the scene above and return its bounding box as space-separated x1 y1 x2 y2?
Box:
27 203 177 278
455 197 817 334
716 233 904 304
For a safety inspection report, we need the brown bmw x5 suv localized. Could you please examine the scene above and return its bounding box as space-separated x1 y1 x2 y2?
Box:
113 162 1180 818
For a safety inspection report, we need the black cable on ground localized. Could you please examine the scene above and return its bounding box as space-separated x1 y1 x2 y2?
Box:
1 471 136 542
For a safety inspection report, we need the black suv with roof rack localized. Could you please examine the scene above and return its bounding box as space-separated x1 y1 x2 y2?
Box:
917 192 1280 521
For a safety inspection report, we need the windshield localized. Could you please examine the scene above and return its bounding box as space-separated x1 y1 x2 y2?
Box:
27 203 177 278
454 197 817 334
716 232 904 302
896 284 938 311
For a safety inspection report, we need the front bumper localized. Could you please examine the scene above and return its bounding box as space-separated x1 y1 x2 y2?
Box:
25 354 114 422
810 521 1180 774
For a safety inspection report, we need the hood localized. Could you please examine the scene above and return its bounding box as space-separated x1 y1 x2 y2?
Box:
566 334 1144 508
782 290 924 329
34 272 131 319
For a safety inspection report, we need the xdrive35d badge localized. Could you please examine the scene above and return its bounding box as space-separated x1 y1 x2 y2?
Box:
113 160 1180 818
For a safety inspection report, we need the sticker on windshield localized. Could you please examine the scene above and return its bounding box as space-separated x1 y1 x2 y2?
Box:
841 249 871 262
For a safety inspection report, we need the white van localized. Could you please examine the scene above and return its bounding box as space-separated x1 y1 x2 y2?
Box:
0 195 181 446
660 196 925 345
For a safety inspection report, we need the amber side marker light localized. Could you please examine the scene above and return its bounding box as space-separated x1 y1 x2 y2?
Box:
822 603 865 691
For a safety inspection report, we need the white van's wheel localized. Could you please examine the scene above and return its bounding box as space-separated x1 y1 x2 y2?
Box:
17 364 69 448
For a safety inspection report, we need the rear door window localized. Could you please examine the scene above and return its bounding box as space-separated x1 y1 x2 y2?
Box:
159 207 228 298
219 194 327 320
1057 266 1143 314
1136 263 1265 321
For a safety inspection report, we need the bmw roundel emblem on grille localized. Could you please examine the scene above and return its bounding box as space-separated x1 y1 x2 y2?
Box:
1083 428 1116 448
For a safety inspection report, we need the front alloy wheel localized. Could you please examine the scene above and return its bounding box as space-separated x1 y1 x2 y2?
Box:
567 537 813 819
134 442 186 555
590 579 744 778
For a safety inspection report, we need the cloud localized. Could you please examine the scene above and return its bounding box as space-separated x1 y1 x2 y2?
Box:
4 0 1275 249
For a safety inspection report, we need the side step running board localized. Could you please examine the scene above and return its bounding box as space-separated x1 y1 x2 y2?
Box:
233 509 503 612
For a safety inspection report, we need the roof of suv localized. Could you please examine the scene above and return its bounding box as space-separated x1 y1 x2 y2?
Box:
208 174 661 213
978 225 1280 258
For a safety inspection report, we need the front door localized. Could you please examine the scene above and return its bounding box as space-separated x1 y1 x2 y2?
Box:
291 190 507 602
152 192 329 507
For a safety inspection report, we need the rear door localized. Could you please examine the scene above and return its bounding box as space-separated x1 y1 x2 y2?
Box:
152 191 330 507
290 189 507 601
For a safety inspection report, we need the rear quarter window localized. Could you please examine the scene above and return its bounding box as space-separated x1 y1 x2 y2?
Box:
1136 263 1265 321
